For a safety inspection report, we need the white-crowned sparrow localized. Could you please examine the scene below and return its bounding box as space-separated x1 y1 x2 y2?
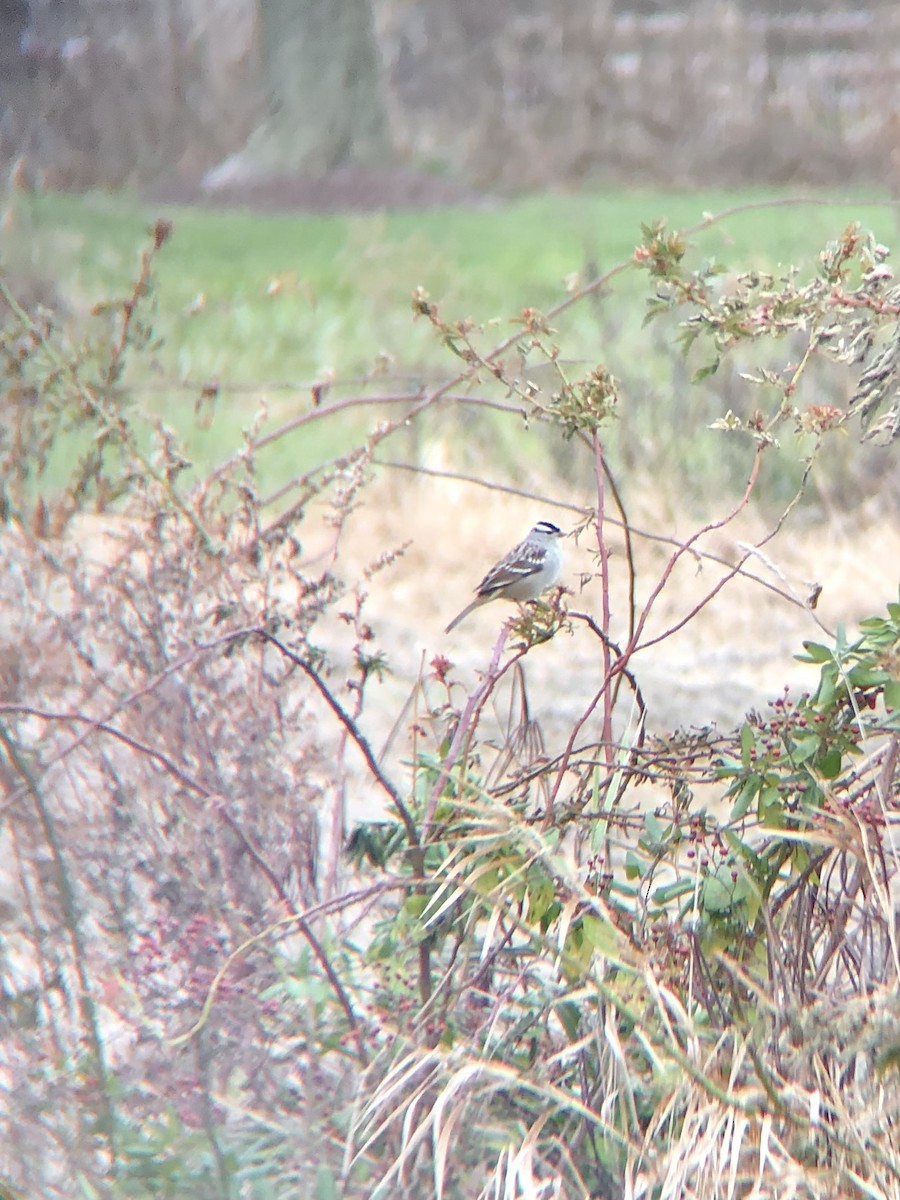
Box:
445 519 564 633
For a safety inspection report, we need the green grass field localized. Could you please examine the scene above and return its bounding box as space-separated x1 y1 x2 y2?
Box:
4 186 897 501
11 187 896 376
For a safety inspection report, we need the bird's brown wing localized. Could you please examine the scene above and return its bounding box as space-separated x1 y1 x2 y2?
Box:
476 540 544 598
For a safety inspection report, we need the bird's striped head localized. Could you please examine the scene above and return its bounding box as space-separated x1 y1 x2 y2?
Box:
532 520 562 537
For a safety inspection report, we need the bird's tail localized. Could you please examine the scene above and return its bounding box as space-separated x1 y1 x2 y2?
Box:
444 597 484 634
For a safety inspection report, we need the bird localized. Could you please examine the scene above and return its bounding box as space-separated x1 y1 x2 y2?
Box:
445 519 564 634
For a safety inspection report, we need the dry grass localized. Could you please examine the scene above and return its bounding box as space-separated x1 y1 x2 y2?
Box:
2 471 899 1198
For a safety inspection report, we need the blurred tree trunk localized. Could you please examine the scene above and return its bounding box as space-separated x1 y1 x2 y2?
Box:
236 0 391 174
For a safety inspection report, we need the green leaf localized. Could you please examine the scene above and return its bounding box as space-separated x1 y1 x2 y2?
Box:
643 298 672 325
849 668 890 690
555 1000 582 1041
472 867 501 896
580 913 621 957
885 680 900 711
526 873 557 927
725 829 765 877
562 923 594 978
702 874 736 915
716 755 743 780
730 777 758 820
640 811 673 852
625 850 644 880
816 669 837 709
643 811 665 841
367 934 396 962
757 785 783 825
792 843 812 874
796 640 833 664
652 878 696 905
692 358 720 383
702 865 753 915
791 733 822 765
404 893 429 919
743 883 762 928
858 616 892 637
608 877 640 900
591 817 609 853
819 746 843 779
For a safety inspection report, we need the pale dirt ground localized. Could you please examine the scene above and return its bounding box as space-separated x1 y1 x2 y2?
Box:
291 473 900 824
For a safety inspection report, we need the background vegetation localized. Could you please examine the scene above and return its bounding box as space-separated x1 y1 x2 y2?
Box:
0 187 898 1198
6 186 898 502
5 1 900 192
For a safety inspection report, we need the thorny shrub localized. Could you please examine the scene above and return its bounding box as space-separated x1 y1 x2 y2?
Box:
0 210 898 1199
